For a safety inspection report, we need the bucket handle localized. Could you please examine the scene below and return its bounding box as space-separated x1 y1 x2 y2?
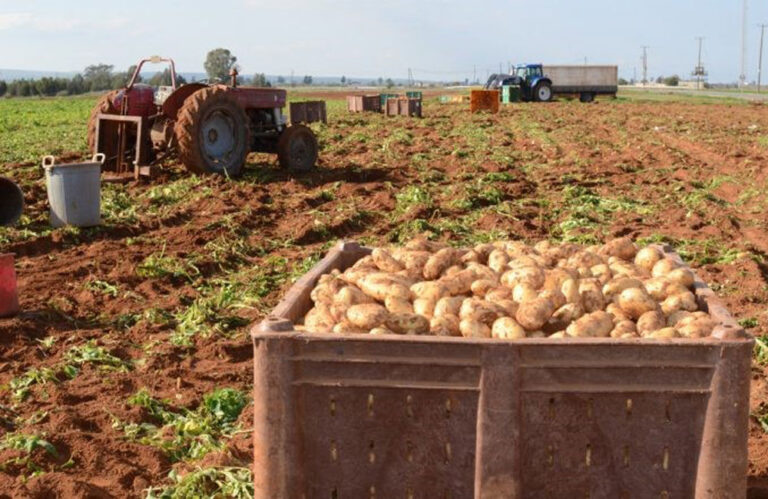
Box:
91 153 105 165
41 155 55 169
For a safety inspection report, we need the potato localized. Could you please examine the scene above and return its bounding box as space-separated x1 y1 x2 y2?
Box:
666 310 694 327
605 303 630 322
471 279 497 297
370 326 396 336
551 302 585 324
617 287 659 319
566 311 613 338
513 283 539 304
602 277 643 300
487 298 519 317
444 265 463 278
644 277 671 301
371 248 405 273
601 237 638 261
635 246 663 272
579 279 605 313
384 296 414 315
310 279 344 305
637 310 665 335
461 250 481 264
359 274 411 302
661 291 698 315
424 248 458 280
334 286 374 308
333 322 368 335
652 258 679 278
411 281 448 302
346 303 389 329
430 315 461 336
539 289 566 310
351 255 377 271
405 238 445 252
385 313 430 335
413 298 437 318
648 327 679 339
543 268 575 291
441 269 477 295
473 243 496 262
611 320 637 338
460 298 500 325
466 263 498 283
304 305 335 333
501 265 546 290
666 267 695 289
590 264 612 284
488 249 510 273
485 287 513 302
434 296 465 318
459 319 491 339
549 332 567 339
561 278 581 305
678 317 715 338
329 303 349 322
492 317 526 339
516 297 556 331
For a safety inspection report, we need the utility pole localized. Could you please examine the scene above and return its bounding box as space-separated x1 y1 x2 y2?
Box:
758 24 767 92
633 66 637 84
692 37 707 90
741 0 748 88
641 46 649 85
473 65 476 84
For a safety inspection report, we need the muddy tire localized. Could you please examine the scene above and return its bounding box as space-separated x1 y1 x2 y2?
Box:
174 86 250 177
277 125 318 173
86 90 119 155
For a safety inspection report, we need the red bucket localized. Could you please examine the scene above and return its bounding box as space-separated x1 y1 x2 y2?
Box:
0 253 19 317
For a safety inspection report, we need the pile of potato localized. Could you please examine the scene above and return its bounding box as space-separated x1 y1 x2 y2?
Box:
302 237 717 339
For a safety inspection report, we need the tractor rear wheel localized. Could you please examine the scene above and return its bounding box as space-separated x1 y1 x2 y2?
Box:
86 90 119 160
175 86 250 177
534 82 553 102
277 125 318 173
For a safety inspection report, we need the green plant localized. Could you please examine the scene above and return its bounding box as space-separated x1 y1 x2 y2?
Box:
116 388 248 462
65 341 131 371
755 335 768 365
137 246 199 281
147 466 253 499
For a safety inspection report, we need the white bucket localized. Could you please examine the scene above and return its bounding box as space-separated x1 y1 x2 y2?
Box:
42 154 104 228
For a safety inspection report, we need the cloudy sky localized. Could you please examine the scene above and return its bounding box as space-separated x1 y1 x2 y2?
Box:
1 0 767 83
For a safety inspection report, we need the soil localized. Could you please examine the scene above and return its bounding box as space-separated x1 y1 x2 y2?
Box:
1 97 768 497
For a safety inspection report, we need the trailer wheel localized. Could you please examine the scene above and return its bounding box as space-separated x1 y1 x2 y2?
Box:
580 92 595 103
278 125 318 173
534 82 553 102
175 86 250 177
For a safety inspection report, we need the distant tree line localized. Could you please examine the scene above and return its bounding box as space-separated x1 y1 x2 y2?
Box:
0 63 189 98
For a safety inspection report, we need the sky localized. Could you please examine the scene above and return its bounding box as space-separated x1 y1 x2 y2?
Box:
1 0 767 83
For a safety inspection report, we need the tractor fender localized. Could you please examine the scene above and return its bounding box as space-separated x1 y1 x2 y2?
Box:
162 83 209 120
529 77 552 89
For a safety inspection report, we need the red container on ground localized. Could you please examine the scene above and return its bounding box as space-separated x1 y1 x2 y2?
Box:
0 253 19 317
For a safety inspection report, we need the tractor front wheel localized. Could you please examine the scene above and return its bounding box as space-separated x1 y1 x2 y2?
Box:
175 86 250 177
277 125 318 173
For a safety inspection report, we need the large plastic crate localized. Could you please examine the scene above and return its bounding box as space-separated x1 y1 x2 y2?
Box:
251 241 752 498
346 95 381 113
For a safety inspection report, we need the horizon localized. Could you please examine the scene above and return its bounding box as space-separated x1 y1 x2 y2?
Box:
2 1 768 84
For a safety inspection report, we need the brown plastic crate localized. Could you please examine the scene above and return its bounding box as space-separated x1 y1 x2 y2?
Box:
470 89 500 113
346 95 381 113
385 97 422 118
290 101 327 124
251 241 752 498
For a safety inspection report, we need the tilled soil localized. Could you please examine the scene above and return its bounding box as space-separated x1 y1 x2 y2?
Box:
1 96 767 497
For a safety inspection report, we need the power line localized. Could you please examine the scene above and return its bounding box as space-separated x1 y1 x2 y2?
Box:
692 37 707 90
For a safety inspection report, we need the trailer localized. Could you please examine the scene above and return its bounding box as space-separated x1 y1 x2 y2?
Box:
485 64 619 103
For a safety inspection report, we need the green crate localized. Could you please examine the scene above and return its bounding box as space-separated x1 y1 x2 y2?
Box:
502 85 521 103
405 91 423 100
380 93 399 107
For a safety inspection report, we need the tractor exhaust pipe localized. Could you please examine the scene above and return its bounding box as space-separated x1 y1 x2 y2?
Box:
0 177 24 226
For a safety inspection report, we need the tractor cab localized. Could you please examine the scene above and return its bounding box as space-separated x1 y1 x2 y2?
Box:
512 64 553 102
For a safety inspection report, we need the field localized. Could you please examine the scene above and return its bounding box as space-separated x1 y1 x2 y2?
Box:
1 90 768 497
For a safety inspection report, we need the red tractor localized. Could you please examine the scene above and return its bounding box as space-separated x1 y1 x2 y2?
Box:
88 56 318 179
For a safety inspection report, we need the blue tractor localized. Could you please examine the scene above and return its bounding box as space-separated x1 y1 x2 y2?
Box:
484 64 553 102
